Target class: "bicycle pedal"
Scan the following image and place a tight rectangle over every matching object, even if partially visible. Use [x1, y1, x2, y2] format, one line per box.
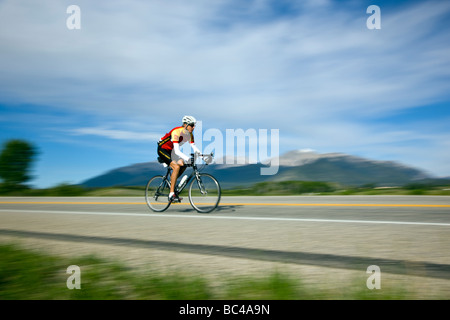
[170, 196, 183, 203]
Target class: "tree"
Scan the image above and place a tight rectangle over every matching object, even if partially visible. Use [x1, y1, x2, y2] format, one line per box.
[0, 139, 38, 190]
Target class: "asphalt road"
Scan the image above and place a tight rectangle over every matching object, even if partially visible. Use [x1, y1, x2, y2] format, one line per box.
[1, 195, 449, 297]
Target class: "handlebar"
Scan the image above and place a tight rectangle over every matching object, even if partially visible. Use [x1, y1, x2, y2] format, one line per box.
[187, 152, 214, 167]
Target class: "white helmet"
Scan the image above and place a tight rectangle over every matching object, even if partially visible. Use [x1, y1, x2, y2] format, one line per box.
[182, 115, 197, 126]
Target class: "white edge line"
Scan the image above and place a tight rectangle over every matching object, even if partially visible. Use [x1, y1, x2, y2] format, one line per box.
[0, 209, 449, 227]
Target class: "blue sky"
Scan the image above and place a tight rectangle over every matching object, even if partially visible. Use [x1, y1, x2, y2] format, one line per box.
[1, 0, 450, 188]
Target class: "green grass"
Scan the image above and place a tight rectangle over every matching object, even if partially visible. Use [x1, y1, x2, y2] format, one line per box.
[0, 243, 213, 300]
[223, 181, 337, 196]
[0, 243, 439, 300]
[221, 181, 450, 196]
[1, 181, 450, 197]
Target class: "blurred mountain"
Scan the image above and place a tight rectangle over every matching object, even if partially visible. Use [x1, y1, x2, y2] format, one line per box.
[271, 150, 431, 187]
[80, 150, 438, 188]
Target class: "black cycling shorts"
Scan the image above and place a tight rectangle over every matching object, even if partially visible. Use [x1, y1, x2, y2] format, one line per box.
[157, 146, 172, 166]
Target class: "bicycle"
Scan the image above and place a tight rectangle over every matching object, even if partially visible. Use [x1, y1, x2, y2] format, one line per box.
[145, 153, 221, 213]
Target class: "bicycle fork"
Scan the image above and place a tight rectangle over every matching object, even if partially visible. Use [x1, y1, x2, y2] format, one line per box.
[195, 173, 208, 195]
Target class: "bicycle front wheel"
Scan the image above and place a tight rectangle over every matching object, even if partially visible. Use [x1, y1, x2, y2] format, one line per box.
[188, 173, 221, 213]
[145, 175, 171, 212]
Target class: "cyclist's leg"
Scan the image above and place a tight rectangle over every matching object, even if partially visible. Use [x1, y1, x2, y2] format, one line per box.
[170, 159, 186, 193]
[178, 161, 187, 176]
[169, 161, 180, 194]
[158, 146, 177, 194]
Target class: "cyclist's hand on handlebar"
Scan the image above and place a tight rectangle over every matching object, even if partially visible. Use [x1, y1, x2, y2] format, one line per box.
[183, 156, 191, 165]
[203, 155, 213, 164]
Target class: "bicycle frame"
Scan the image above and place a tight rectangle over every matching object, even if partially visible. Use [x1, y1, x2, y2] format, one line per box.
[162, 153, 212, 195]
[146, 152, 220, 213]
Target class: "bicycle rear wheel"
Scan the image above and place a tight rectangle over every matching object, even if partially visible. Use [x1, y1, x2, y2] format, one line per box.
[188, 173, 221, 213]
[145, 175, 171, 212]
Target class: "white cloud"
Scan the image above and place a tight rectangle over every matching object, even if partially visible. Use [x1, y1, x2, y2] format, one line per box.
[1, 0, 450, 178]
[70, 127, 160, 141]
[1, 0, 449, 121]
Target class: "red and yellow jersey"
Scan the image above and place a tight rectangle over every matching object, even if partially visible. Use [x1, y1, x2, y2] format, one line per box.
[159, 126, 194, 151]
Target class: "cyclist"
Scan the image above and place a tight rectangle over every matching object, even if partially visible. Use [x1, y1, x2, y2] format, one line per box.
[157, 115, 201, 202]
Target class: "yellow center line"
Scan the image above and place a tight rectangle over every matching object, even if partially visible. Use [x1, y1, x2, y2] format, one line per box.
[223, 203, 450, 208]
[0, 201, 449, 207]
[0, 201, 144, 205]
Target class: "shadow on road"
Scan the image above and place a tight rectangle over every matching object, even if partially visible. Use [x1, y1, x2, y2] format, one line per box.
[177, 204, 242, 213]
[1, 228, 449, 280]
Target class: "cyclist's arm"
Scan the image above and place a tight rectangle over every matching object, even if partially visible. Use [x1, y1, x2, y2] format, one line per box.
[173, 142, 190, 162]
[190, 142, 201, 154]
